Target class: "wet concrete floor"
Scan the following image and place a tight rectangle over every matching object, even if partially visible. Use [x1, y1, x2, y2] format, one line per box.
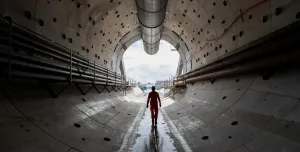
[127, 93, 182, 152]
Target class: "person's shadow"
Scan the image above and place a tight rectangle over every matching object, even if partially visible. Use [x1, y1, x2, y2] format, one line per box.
[149, 126, 160, 152]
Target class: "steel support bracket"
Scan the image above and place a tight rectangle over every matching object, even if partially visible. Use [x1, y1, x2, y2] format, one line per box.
[116, 85, 121, 91]
[108, 86, 116, 93]
[75, 83, 93, 95]
[93, 83, 106, 94]
[43, 83, 69, 98]
[105, 85, 111, 93]
[111, 86, 118, 92]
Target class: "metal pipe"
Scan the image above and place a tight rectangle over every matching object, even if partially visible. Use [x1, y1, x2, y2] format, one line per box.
[114, 72, 116, 86]
[0, 18, 90, 64]
[9, 67, 124, 85]
[177, 45, 276, 81]
[0, 42, 124, 80]
[0, 16, 89, 61]
[0, 22, 124, 78]
[7, 18, 12, 80]
[0, 51, 123, 82]
[106, 68, 108, 86]
[74, 79, 118, 86]
[175, 52, 300, 87]
[93, 61, 95, 82]
[70, 49, 72, 83]
[0, 18, 137, 87]
[0, 57, 124, 84]
[11, 71, 68, 81]
[136, 0, 168, 55]
[178, 19, 300, 81]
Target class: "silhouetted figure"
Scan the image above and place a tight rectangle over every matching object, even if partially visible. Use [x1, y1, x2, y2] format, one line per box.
[147, 86, 161, 126]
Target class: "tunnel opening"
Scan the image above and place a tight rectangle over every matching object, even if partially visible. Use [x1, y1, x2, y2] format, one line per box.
[123, 40, 179, 86]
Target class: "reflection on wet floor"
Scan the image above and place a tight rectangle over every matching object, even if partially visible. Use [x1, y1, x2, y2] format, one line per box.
[128, 96, 178, 152]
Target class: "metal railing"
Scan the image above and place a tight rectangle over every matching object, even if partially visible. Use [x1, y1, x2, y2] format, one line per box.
[173, 19, 300, 87]
[0, 16, 136, 96]
[161, 75, 179, 98]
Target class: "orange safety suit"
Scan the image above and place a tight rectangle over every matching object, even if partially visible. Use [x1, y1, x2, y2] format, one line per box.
[147, 91, 161, 119]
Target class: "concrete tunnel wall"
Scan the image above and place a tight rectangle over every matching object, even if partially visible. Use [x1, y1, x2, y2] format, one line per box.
[1, 0, 300, 151]
[164, 67, 300, 152]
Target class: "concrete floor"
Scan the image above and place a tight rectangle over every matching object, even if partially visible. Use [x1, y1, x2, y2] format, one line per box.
[1, 68, 300, 152]
[125, 93, 183, 152]
[0, 85, 188, 152]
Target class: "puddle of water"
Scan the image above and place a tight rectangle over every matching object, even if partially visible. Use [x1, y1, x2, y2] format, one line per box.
[128, 106, 177, 152]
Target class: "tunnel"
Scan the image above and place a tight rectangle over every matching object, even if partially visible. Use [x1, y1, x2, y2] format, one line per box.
[1, 0, 300, 152]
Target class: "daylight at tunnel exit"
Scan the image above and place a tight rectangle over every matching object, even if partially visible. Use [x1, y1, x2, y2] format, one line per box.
[1, 0, 300, 152]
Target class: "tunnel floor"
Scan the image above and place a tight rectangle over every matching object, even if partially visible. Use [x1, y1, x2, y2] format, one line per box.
[127, 93, 179, 152]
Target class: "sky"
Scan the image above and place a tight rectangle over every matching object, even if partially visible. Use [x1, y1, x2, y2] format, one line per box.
[123, 40, 179, 84]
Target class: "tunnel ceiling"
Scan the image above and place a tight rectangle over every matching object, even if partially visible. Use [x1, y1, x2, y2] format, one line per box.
[1, 0, 299, 72]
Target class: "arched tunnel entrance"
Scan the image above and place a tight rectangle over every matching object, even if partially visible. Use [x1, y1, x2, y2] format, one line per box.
[114, 27, 191, 77]
[1, 0, 300, 152]
[122, 40, 180, 83]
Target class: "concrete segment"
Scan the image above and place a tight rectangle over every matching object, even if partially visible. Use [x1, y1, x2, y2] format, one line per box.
[164, 68, 300, 152]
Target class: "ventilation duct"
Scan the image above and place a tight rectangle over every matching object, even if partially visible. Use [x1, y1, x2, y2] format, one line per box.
[136, 0, 168, 55]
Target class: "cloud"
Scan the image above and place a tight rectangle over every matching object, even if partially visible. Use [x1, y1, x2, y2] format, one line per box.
[123, 40, 179, 83]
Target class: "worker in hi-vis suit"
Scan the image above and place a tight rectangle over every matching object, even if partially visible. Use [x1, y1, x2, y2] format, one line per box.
[146, 86, 161, 127]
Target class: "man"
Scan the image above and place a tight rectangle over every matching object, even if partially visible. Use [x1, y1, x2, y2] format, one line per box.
[147, 86, 161, 126]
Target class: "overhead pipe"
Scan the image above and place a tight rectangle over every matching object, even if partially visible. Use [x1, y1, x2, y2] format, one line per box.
[136, 0, 168, 55]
